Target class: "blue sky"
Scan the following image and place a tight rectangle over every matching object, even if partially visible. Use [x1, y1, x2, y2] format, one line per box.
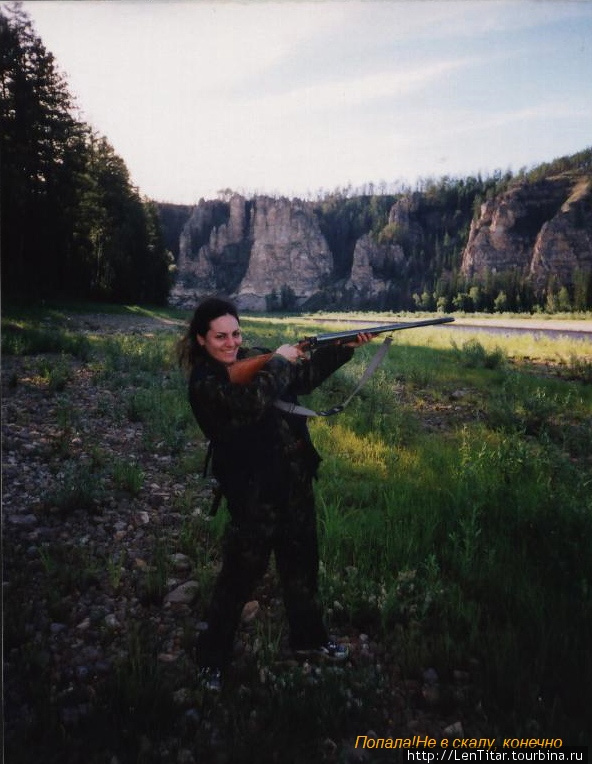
[22, 0, 592, 204]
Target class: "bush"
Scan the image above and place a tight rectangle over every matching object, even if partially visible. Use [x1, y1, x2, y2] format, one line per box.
[451, 338, 506, 369]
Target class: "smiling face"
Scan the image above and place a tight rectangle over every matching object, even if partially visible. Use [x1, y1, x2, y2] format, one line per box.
[197, 313, 242, 365]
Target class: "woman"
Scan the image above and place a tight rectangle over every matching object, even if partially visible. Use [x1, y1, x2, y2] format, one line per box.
[178, 296, 371, 691]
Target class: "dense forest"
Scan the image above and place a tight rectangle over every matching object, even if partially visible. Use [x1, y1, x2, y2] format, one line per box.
[0, 3, 171, 304]
[2, 3, 590, 312]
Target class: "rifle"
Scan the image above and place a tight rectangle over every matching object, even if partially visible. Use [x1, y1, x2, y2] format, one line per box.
[228, 315, 454, 385]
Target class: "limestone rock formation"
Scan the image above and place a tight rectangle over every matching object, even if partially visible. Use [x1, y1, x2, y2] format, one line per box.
[170, 194, 333, 311]
[387, 192, 424, 248]
[460, 174, 592, 292]
[170, 195, 249, 305]
[237, 196, 333, 311]
[165, 164, 591, 313]
[529, 178, 592, 291]
[345, 234, 405, 304]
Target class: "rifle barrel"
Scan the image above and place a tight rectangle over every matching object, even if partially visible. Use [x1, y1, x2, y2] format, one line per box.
[304, 316, 454, 348]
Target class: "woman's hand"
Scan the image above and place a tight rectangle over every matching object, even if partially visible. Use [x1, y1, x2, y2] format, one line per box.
[275, 343, 307, 363]
[343, 332, 375, 348]
[275, 334, 372, 360]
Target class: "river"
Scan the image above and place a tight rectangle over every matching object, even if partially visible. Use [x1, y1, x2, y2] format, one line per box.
[312, 316, 592, 343]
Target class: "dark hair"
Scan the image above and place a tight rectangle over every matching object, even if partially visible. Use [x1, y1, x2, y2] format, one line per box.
[177, 296, 240, 369]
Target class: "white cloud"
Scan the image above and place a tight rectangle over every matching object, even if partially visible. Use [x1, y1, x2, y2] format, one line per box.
[246, 57, 473, 115]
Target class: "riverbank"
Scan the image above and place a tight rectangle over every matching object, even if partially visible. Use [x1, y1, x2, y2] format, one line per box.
[451, 316, 592, 334]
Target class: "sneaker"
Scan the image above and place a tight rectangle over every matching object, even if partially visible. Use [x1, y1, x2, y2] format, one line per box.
[198, 666, 222, 692]
[295, 640, 349, 663]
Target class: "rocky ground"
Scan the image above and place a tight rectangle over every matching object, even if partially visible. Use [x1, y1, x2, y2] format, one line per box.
[2, 312, 499, 762]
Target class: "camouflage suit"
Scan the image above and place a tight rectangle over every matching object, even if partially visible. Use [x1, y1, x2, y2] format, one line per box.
[188, 343, 355, 670]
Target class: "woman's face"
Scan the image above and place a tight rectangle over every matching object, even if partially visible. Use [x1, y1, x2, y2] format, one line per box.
[197, 313, 242, 365]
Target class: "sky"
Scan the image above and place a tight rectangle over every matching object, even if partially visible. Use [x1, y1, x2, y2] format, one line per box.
[21, 0, 592, 205]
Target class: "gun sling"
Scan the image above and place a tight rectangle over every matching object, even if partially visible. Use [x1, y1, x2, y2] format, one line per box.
[274, 335, 393, 418]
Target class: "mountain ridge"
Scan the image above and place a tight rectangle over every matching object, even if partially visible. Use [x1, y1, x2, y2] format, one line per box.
[158, 149, 592, 313]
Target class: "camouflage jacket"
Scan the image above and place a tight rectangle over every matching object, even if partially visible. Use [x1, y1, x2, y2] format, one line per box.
[188, 344, 354, 495]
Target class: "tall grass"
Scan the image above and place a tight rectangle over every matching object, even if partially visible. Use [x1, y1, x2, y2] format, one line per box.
[241, 318, 592, 736]
[300, 328, 592, 739]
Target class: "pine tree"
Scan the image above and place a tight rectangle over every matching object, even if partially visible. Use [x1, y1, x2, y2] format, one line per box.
[1, 3, 170, 304]
[1, 2, 86, 297]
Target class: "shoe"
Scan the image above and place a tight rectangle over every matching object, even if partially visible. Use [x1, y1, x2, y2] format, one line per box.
[198, 666, 222, 692]
[295, 640, 349, 663]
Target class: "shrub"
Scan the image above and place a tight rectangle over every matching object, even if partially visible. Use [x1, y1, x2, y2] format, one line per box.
[451, 338, 506, 369]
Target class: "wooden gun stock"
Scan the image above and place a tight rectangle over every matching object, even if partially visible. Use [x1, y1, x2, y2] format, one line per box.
[227, 352, 275, 385]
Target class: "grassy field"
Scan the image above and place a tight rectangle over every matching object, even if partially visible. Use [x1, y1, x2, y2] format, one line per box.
[2, 304, 592, 762]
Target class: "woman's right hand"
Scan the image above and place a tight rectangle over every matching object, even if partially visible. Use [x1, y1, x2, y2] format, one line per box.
[275, 344, 306, 363]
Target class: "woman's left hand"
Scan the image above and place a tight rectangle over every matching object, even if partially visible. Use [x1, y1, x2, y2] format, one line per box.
[344, 332, 375, 348]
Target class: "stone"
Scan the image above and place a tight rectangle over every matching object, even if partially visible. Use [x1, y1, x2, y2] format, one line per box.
[164, 580, 200, 605]
[170, 552, 192, 572]
[241, 600, 260, 623]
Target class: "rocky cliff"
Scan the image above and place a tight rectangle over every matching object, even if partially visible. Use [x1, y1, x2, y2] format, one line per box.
[165, 161, 592, 312]
[460, 174, 592, 293]
[170, 195, 333, 311]
[343, 234, 406, 307]
[169, 193, 425, 311]
[529, 177, 592, 291]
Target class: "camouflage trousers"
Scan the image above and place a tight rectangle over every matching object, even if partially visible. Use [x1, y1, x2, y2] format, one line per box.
[197, 457, 328, 670]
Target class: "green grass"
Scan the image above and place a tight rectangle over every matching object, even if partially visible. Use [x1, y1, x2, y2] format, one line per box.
[3, 304, 592, 761]
[241, 316, 592, 738]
